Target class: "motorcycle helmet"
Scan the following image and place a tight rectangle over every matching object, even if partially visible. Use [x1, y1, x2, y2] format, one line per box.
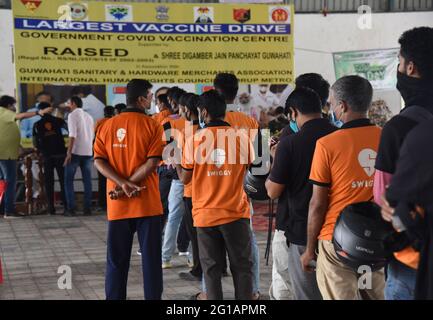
[243, 168, 269, 201]
[332, 202, 395, 272]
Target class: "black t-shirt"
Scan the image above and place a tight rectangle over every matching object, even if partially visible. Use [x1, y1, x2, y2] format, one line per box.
[33, 115, 67, 157]
[269, 118, 337, 245]
[386, 119, 433, 299]
[375, 105, 433, 174]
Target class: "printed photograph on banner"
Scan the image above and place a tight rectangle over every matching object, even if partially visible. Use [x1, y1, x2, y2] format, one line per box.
[105, 5, 133, 22]
[233, 8, 251, 23]
[68, 2, 88, 21]
[17, 83, 106, 146]
[195, 84, 214, 95]
[155, 5, 169, 21]
[269, 6, 291, 24]
[20, 0, 42, 12]
[194, 6, 214, 24]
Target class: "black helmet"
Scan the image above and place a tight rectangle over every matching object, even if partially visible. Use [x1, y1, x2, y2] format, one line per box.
[243, 169, 269, 201]
[332, 202, 395, 272]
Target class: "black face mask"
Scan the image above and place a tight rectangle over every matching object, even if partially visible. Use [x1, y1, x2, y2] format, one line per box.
[397, 69, 433, 108]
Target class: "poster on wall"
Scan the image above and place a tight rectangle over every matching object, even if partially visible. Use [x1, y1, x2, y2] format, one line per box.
[12, 0, 294, 144]
[333, 48, 399, 90]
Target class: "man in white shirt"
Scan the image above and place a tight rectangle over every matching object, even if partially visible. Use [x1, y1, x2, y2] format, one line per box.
[64, 96, 95, 216]
[71, 86, 105, 122]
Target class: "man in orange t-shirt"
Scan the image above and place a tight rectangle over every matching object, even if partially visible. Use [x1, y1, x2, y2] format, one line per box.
[152, 93, 172, 126]
[301, 76, 385, 300]
[94, 79, 164, 300]
[176, 90, 254, 300]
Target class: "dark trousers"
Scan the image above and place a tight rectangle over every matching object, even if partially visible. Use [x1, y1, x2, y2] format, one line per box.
[197, 218, 253, 300]
[97, 172, 107, 209]
[43, 155, 66, 214]
[183, 197, 202, 277]
[105, 215, 163, 300]
[177, 214, 190, 252]
[158, 168, 172, 228]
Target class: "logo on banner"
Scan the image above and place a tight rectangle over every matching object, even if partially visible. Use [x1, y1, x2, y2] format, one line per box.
[21, 0, 42, 12]
[106, 5, 132, 22]
[156, 6, 169, 21]
[269, 6, 290, 23]
[194, 7, 214, 24]
[69, 2, 88, 21]
[233, 9, 251, 23]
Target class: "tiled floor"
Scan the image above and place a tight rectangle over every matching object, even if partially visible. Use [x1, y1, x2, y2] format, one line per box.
[0, 212, 273, 300]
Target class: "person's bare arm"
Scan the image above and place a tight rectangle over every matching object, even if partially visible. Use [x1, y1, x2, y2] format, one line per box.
[63, 137, 75, 166]
[129, 158, 160, 184]
[175, 164, 193, 185]
[300, 185, 329, 272]
[15, 107, 53, 120]
[265, 179, 285, 200]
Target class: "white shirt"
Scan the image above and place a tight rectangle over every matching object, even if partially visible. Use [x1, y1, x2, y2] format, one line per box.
[81, 94, 105, 122]
[68, 108, 95, 156]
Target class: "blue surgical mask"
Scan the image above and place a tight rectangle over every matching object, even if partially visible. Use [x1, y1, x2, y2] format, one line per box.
[330, 110, 344, 128]
[289, 120, 299, 133]
[198, 110, 206, 129]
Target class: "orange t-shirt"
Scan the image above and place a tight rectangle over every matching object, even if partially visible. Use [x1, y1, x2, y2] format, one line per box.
[152, 109, 171, 126]
[94, 108, 165, 221]
[94, 118, 108, 135]
[182, 121, 199, 198]
[182, 120, 254, 227]
[224, 111, 259, 139]
[309, 120, 382, 240]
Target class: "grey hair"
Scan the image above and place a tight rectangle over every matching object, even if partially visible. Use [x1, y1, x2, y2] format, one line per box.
[331, 75, 373, 113]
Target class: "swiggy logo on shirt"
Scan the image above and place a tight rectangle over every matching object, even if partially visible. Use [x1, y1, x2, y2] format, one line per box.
[113, 128, 127, 148]
[207, 149, 232, 177]
[351, 148, 377, 189]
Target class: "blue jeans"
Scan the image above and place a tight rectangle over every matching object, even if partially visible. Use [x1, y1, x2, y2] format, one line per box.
[202, 202, 260, 294]
[0, 160, 17, 214]
[162, 179, 190, 262]
[64, 154, 93, 211]
[385, 259, 417, 300]
[106, 215, 162, 300]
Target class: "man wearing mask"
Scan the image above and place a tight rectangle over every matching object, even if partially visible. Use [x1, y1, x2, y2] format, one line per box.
[94, 79, 164, 300]
[374, 27, 433, 300]
[381, 118, 433, 300]
[266, 87, 336, 300]
[301, 76, 384, 300]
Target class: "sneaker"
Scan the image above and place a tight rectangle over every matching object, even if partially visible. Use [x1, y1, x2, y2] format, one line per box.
[162, 261, 173, 269]
[187, 259, 194, 268]
[3, 212, 24, 219]
[136, 250, 142, 256]
[179, 272, 201, 282]
[252, 291, 261, 300]
[178, 251, 189, 256]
